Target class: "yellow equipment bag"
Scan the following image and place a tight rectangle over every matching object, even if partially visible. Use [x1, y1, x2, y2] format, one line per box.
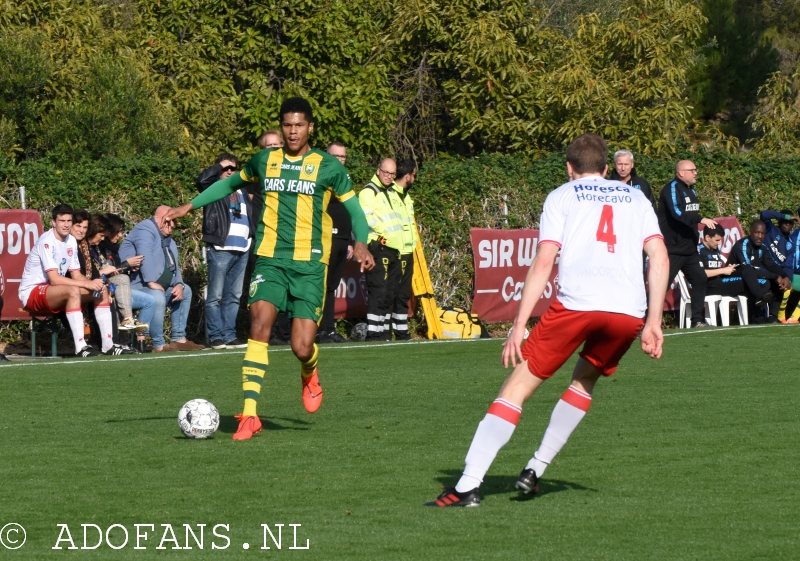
[438, 307, 488, 339]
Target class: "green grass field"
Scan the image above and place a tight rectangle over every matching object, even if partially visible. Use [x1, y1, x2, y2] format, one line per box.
[1, 325, 799, 560]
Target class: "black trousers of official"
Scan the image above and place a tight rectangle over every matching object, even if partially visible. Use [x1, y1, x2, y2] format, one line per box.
[707, 266, 779, 320]
[668, 252, 707, 325]
[366, 242, 400, 341]
[391, 254, 414, 340]
[319, 237, 350, 335]
[707, 265, 768, 298]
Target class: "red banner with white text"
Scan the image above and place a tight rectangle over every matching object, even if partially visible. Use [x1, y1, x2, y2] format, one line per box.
[0, 210, 45, 320]
[470, 228, 558, 323]
[470, 216, 744, 323]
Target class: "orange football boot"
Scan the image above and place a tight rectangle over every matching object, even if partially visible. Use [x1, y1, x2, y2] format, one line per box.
[232, 415, 262, 440]
[301, 369, 323, 413]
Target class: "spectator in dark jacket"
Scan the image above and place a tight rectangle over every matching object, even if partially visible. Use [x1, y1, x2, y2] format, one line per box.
[120, 206, 203, 352]
[610, 149, 656, 209]
[196, 154, 255, 349]
[316, 141, 353, 344]
[726, 220, 791, 322]
[657, 160, 718, 327]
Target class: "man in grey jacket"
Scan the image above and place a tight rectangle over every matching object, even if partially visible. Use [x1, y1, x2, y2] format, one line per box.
[120, 206, 203, 352]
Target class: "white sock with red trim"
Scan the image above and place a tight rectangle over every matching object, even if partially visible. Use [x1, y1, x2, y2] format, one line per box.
[65, 309, 87, 353]
[526, 385, 592, 478]
[455, 398, 521, 493]
[95, 303, 114, 352]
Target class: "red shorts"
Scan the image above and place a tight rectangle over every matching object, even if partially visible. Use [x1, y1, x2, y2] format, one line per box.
[24, 284, 60, 315]
[521, 299, 644, 379]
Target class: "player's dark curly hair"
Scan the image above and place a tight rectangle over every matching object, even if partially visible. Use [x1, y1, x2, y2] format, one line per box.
[702, 224, 725, 238]
[279, 97, 314, 123]
[565, 133, 608, 175]
[52, 203, 74, 220]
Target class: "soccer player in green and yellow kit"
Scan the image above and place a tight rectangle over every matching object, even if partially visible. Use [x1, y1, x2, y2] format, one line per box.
[165, 97, 375, 440]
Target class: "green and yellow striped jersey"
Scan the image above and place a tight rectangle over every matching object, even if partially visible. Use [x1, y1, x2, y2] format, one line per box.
[239, 147, 356, 264]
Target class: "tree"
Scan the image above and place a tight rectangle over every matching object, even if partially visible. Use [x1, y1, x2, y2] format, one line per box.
[688, 0, 779, 141]
[748, 65, 800, 155]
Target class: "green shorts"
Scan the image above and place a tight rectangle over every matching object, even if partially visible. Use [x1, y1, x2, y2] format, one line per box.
[248, 257, 327, 321]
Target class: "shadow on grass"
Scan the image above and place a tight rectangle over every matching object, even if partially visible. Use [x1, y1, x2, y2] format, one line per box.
[433, 468, 597, 500]
[106, 416, 173, 423]
[217, 415, 311, 434]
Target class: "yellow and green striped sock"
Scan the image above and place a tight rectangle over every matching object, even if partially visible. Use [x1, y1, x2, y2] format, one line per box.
[300, 343, 319, 378]
[242, 339, 269, 417]
[778, 290, 792, 321]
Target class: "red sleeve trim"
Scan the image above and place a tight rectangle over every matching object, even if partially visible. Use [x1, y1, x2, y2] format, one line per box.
[44, 268, 57, 272]
[643, 234, 664, 245]
[537, 239, 562, 248]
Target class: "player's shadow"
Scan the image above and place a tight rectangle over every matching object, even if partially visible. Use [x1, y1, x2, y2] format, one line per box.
[434, 469, 597, 500]
[106, 416, 174, 423]
[217, 415, 311, 434]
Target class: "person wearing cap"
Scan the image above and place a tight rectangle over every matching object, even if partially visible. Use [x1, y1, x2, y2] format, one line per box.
[760, 208, 800, 322]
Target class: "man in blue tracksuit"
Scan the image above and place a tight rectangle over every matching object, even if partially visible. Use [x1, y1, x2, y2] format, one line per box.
[760, 209, 800, 322]
[698, 224, 771, 304]
[727, 220, 792, 322]
[657, 160, 719, 327]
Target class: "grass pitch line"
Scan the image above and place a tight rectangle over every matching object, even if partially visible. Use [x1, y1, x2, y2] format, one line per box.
[0, 324, 785, 370]
[663, 323, 780, 337]
[0, 336, 495, 369]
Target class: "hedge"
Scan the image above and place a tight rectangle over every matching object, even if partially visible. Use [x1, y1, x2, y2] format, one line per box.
[2, 149, 800, 339]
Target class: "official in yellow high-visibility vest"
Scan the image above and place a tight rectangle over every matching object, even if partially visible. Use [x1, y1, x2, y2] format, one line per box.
[359, 158, 405, 340]
[389, 159, 418, 340]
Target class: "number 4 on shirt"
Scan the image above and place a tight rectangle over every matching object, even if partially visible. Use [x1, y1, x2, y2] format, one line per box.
[596, 204, 616, 253]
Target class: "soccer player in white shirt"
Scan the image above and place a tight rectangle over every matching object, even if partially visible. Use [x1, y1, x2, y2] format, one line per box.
[426, 134, 670, 507]
[19, 204, 116, 357]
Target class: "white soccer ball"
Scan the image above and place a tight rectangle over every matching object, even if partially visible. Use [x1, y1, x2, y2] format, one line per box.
[178, 399, 220, 439]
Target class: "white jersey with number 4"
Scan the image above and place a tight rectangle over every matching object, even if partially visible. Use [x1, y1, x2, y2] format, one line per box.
[19, 229, 80, 307]
[538, 175, 662, 318]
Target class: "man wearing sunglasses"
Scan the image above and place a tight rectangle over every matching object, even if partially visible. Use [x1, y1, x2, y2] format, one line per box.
[196, 154, 256, 349]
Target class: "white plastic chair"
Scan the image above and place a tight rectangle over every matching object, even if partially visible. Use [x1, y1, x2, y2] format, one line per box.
[718, 295, 748, 326]
[676, 271, 719, 328]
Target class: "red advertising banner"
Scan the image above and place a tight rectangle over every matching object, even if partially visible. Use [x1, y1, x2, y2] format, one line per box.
[333, 260, 368, 319]
[331, 259, 415, 319]
[471, 216, 744, 323]
[470, 228, 558, 323]
[0, 210, 44, 320]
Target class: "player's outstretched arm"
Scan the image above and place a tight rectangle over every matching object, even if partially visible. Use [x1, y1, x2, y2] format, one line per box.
[165, 171, 246, 223]
[164, 203, 194, 223]
[502, 242, 559, 369]
[642, 237, 669, 359]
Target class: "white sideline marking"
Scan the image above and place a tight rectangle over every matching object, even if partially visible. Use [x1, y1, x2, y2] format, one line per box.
[0, 323, 786, 370]
[0, 337, 495, 369]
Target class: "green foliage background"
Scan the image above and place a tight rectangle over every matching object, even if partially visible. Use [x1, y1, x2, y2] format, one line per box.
[0, 0, 767, 163]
